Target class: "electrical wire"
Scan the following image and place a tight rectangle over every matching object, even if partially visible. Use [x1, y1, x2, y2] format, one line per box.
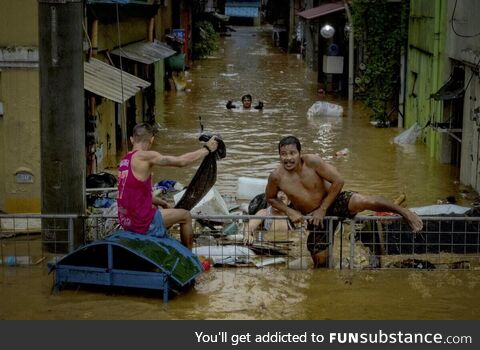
[451, 0, 480, 38]
[82, 5, 92, 59]
[116, 3, 127, 151]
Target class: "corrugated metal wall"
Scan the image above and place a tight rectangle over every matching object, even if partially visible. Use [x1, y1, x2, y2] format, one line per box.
[406, 0, 446, 160]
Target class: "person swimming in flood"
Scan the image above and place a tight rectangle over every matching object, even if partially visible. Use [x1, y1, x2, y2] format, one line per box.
[226, 94, 263, 110]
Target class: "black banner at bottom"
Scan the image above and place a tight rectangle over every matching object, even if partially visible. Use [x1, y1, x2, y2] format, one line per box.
[0, 320, 477, 349]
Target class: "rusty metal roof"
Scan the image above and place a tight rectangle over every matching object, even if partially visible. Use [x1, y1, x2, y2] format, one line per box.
[297, 2, 345, 20]
[84, 58, 150, 104]
[110, 40, 176, 65]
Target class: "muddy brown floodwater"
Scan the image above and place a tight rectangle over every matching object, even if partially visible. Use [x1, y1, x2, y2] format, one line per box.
[1, 26, 479, 320]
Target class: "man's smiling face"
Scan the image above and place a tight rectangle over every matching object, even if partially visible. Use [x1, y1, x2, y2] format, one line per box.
[279, 143, 301, 171]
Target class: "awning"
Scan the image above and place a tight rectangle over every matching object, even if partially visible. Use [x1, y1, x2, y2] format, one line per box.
[84, 58, 150, 104]
[212, 12, 230, 22]
[110, 40, 176, 65]
[431, 66, 465, 101]
[297, 1, 345, 20]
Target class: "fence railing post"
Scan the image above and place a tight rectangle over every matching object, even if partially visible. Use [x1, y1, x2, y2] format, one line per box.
[328, 218, 334, 268]
[68, 217, 74, 253]
[350, 219, 356, 269]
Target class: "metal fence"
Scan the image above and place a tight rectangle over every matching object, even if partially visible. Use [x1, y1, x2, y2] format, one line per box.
[1, 213, 480, 270]
[351, 215, 480, 270]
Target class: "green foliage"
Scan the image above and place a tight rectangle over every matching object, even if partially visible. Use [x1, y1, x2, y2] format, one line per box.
[192, 20, 219, 59]
[351, 0, 409, 124]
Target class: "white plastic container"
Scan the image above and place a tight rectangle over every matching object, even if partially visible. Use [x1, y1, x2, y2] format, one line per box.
[174, 186, 229, 216]
[236, 177, 268, 200]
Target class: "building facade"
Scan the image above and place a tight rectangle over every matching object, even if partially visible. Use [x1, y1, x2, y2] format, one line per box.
[0, 0, 186, 213]
[405, 0, 480, 191]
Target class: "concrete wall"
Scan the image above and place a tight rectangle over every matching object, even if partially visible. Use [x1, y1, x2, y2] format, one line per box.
[96, 100, 118, 169]
[0, 73, 4, 211]
[0, 1, 161, 212]
[98, 19, 147, 51]
[0, 0, 38, 46]
[0, 70, 40, 213]
[460, 70, 480, 190]
[444, 0, 480, 191]
[156, 0, 173, 40]
[0, 0, 40, 212]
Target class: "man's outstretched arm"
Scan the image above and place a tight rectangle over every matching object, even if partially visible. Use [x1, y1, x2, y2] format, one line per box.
[144, 137, 218, 167]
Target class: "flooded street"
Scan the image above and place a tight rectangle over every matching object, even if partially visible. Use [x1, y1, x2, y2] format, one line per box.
[1, 26, 480, 320]
[155, 26, 472, 206]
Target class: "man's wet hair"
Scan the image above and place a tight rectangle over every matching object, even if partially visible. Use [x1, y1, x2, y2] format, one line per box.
[241, 94, 252, 102]
[278, 136, 301, 153]
[132, 123, 155, 143]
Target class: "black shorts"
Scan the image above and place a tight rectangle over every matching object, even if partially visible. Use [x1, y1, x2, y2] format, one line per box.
[325, 190, 356, 219]
[306, 191, 356, 255]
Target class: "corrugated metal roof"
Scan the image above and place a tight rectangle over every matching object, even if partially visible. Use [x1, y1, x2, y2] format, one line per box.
[84, 58, 150, 104]
[86, 0, 156, 5]
[297, 2, 345, 20]
[110, 40, 176, 65]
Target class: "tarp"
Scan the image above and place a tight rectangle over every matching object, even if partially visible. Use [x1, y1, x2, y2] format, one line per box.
[431, 66, 465, 101]
[104, 231, 203, 285]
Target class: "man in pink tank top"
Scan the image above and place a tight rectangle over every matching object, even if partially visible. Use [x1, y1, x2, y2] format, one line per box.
[117, 123, 218, 249]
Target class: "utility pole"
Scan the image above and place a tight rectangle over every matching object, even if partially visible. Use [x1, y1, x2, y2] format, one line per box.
[344, 0, 354, 110]
[38, 0, 85, 251]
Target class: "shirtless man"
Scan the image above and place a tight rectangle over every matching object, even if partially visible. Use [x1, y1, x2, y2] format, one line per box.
[266, 135, 423, 268]
[117, 123, 218, 249]
[226, 94, 263, 110]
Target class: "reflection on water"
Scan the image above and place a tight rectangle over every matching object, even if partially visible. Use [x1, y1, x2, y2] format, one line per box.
[1, 26, 480, 320]
[1, 268, 480, 319]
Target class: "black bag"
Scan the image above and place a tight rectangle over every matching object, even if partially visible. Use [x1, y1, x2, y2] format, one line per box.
[248, 193, 268, 215]
[86, 172, 117, 188]
[175, 133, 226, 211]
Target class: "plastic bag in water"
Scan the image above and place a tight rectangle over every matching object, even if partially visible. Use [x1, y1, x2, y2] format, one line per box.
[307, 101, 343, 118]
[392, 123, 421, 144]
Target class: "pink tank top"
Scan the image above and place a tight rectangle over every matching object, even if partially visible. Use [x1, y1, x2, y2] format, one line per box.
[117, 151, 156, 233]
